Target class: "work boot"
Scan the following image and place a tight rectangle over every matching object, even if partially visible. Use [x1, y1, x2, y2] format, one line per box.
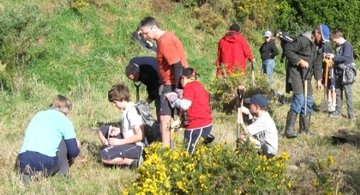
[285, 111, 298, 138]
[299, 114, 318, 136]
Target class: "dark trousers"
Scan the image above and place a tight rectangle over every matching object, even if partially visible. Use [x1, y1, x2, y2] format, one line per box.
[20, 140, 71, 177]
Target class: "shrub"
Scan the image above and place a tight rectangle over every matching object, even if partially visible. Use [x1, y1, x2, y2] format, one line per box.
[124, 139, 292, 194]
[0, 3, 48, 91]
[310, 156, 343, 194]
[208, 71, 276, 114]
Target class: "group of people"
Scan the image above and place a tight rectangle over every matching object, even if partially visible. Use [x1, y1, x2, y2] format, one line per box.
[17, 18, 356, 184]
[215, 24, 291, 89]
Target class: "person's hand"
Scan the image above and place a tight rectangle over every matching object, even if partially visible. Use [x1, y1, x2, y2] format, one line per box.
[76, 139, 81, 148]
[174, 88, 183, 98]
[165, 92, 178, 102]
[316, 80, 323, 90]
[110, 127, 121, 136]
[238, 85, 246, 92]
[298, 59, 309, 69]
[325, 53, 335, 59]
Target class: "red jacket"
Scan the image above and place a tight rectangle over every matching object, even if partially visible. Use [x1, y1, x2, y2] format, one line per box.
[215, 31, 254, 76]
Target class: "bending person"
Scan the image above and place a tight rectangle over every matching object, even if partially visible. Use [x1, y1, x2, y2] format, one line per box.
[125, 56, 161, 119]
[238, 88, 278, 158]
[166, 67, 214, 154]
[18, 95, 80, 183]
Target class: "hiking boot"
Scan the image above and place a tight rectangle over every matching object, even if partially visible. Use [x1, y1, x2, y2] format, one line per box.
[329, 111, 341, 118]
[285, 111, 298, 138]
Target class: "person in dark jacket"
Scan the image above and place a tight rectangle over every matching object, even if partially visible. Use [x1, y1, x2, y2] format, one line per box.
[274, 30, 293, 64]
[259, 31, 279, 88]
[283, 24, 330, 138]
[125, 56, 161, 119]
[215, 23, 255, 77]
[325, 30, 355, 119]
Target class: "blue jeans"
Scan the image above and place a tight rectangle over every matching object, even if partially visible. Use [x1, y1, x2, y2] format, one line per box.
[261, 59, 275, 88]
[290, 93, 314, 115]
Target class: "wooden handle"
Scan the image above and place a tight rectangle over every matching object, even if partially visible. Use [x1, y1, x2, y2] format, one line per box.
[324, 59, 329, 87]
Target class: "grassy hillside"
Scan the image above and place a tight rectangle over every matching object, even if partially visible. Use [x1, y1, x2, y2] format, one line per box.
[1, 0, 360, 194]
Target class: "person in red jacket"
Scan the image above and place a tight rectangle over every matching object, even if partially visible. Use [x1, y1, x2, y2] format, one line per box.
[215, 23, 255, 77]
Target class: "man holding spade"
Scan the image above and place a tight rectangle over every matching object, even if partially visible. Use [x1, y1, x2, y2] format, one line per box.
[283, 24, 330, 138]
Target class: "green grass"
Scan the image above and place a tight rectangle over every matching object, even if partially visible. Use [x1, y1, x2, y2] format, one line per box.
[1, 0, 360, 194]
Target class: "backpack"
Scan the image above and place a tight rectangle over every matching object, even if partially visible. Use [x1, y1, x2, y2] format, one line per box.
[339, 63, 357, 85]
[127, 100, 161, 146]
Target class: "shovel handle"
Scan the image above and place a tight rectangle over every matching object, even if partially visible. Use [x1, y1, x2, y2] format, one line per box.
[251, 61, 255, 86]
[324, 58, 330, 87]
[304, 80, 308, 114]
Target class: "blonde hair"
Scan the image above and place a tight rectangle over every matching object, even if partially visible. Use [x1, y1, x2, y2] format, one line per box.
[50, 95, 73, 114]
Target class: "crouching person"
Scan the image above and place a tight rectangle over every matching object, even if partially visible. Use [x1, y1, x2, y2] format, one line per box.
[18, 95, 80, 184]
[238, 89, 278, 158]
[99, 84, 144, 167]
[166, 67, 213, 154]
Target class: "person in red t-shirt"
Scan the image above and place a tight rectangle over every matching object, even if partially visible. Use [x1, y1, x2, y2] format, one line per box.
[166, 68, 214, 154]
[138, 16, 188, 146]
[215, 23, 255, 77]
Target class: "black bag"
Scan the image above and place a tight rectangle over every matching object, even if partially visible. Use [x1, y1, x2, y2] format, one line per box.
[339, 63, 357, 85]
[128, 100, 161, 146]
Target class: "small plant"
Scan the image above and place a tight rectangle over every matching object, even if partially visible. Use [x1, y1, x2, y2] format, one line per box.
[310, 156, 343, 195]
[124, 138, 292, 194]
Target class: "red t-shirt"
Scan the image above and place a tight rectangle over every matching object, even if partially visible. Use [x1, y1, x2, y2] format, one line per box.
[183, 81, 212, 129]
[157, 31, 188, 85]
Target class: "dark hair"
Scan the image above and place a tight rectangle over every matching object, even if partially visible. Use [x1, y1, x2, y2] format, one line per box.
[229, 23, 240, 32]
[182, 67, 199, 80]
[139, 16, 160, 29]
[108, 84, 130, 102]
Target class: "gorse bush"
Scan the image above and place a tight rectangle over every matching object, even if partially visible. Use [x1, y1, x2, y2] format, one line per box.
[124, 139, 292, 194]
[310, 156, 344, 195]
[177, 0, 278, 36]
[209, 71, 275, 114]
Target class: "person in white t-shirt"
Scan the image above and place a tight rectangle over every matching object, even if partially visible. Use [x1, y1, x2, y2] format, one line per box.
[238, 87, 278, 158]
[98, 84, 144, 167]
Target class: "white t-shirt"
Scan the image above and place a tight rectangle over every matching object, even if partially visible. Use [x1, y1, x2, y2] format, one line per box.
[121, 103, 143, 145]
[247, 112, 278, 155]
